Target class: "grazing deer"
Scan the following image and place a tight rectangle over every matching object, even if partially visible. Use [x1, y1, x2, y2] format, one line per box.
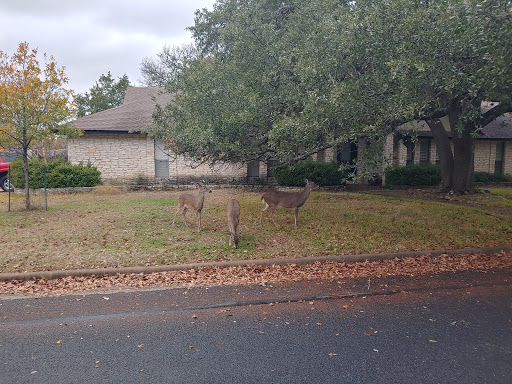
[172, 184, 212, 232]
[227, 199, 241, 248]
[260, 179, 318, 227]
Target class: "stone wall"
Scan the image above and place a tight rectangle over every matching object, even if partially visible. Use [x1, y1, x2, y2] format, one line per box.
[68, 132, 248, 183]
[474, 140, 512, 175]
[68, 133, 153, 181]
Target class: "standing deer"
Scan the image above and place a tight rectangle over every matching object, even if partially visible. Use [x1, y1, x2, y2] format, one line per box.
[172, 184, 212, 232]
[260, 179, 318, 227]
[227, 199, 241, 248]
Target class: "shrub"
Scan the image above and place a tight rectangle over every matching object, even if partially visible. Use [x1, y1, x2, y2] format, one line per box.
[385, 162, 441, 186]
[9, 158, 102, 189]
[474, 172, 512, 183]
[273, 160, 349, 186]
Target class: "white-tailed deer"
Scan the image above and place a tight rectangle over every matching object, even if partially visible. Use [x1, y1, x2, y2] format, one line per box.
[227, 199, 241, 248]
[260, 179, 318, 227]
[172, 184, 212, 232]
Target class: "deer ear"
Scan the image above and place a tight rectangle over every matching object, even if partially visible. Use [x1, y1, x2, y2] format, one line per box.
[305, 179, 309, 183]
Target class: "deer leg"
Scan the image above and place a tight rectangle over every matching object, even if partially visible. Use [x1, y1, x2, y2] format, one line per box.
[269, 208, 278, 227]
[196, 211, 202, 232]
[294, 207, 299, 227]
[182, 207, 189, 227]
[172, 206, 183, 226]
[228, 222, 233, 246]
[260, 204, 269, 225]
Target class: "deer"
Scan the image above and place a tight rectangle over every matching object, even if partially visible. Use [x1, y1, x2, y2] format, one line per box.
[172, 183, 212, 232]
[227, 199, 241, 248]
[260, 179, 319, 227]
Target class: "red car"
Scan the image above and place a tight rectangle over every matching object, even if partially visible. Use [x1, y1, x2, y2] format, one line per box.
[0, 155, 14, 192]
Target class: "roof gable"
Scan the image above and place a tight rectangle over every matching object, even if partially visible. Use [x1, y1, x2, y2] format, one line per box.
[72, 87, 172, 133]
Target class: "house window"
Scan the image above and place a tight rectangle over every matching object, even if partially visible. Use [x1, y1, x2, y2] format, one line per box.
[495, 142, 505, 175]
[247, 161, 260, 178]
[419, 140, 431, 163]
[154, 141, 169, 178]
[266, 160, 277, 177]
[337, 142, 357, 164]
[405, 141, 415, 165]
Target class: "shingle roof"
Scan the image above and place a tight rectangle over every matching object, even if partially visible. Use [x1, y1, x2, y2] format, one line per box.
[72, 87, 172, 133]
[481, 113, 512, 139]
[410, 108, 512, 140]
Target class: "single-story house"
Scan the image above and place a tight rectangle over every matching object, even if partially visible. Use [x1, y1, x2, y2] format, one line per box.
[317, 108, 512, 184]
[381, 112, 512, 179]
[69, 87, 265, 184]
[70, 87, 511, 185]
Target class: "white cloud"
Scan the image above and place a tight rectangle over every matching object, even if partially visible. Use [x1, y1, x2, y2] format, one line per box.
[0, 0, 215, 94]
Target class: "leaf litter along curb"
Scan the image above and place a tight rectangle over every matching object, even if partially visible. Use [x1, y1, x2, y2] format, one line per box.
[0, 251, 511, 297]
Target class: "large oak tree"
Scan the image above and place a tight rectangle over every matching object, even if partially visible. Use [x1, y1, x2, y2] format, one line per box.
[144, 0, 512, 192]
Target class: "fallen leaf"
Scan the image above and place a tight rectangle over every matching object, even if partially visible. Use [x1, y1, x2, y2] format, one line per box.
[137, 344, 144, 348]
[328, 353, 338, 356]
[429, 340, 438, 343]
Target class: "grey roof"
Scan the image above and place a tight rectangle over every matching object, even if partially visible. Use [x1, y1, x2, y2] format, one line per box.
[481, 113, 512, 139]
[72, 87, 172, 133]
[412, 112, 512, 140]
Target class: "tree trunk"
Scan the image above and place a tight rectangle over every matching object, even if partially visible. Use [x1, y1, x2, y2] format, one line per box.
[23, 151, 31, 210]
[451, 125, 475, 193]
[427, 119, 453, 191]
[448, 103, 476, 194]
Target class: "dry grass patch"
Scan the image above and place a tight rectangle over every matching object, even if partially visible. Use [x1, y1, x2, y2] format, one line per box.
[0, 188, 511, 274]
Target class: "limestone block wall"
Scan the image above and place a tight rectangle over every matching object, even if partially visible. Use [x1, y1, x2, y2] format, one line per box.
[68, 132, 248, 182]
[168, 155, 247, 180]
[68, 133, 153, 180]
[474, 140, 512, 175]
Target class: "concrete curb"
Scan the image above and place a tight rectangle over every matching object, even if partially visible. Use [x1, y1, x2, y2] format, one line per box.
[1, 246, 511, 282]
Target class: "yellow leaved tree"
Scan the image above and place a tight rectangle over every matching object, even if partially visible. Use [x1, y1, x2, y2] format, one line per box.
[0, 42, 79, 209]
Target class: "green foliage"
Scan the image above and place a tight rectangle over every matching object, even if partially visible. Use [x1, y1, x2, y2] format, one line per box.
[9, 158, 102, 189]
[385, 163, 442, 186]
[140, 0, 512, 193]
[273, 160, 348, 186]
[75, 72, 130, 117]
[474, 172, 512, 183]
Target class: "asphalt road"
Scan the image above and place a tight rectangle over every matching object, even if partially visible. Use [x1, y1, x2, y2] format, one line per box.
[1, 269, 511, 384]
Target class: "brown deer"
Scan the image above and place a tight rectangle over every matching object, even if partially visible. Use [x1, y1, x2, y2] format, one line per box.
[227, 199, 241, 248]
[260, 179, 319, 227]
[172, 184, 212, 232]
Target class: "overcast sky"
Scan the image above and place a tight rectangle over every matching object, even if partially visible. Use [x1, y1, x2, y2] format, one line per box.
[0, 0, 216, 94]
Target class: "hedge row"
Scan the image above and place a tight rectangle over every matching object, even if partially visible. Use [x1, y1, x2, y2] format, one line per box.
[384, 163, 442, 186]
[272, 160, 350, 186]
[9, 158, 102, 189]
[474, 171, 512, 183]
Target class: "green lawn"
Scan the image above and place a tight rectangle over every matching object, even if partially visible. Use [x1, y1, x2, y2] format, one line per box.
[1, 187, 510, 274]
